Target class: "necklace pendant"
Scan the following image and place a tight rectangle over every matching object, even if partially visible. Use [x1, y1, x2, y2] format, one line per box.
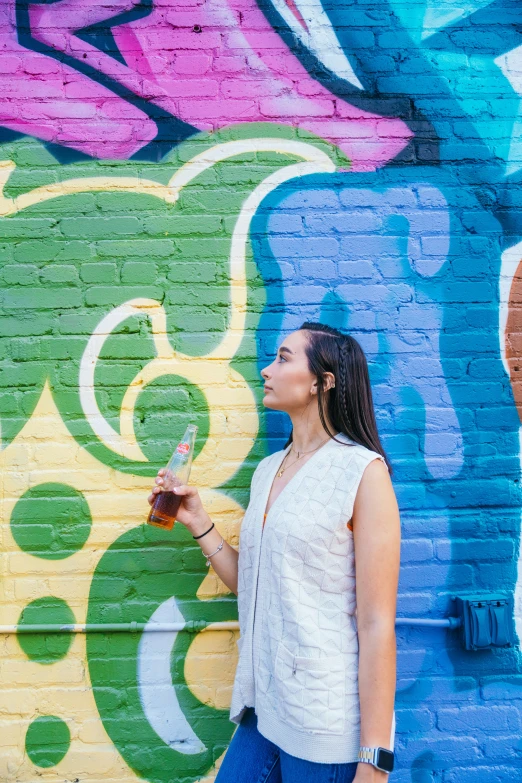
[277, 469, 283, 478]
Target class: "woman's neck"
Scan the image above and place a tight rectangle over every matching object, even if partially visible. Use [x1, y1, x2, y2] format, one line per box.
[288, 414, 335, 454]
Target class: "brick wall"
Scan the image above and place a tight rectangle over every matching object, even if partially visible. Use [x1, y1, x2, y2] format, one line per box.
[1, 2, 522, 781]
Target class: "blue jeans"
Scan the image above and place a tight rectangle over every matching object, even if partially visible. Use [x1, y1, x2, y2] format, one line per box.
[215, 708, 359, 783]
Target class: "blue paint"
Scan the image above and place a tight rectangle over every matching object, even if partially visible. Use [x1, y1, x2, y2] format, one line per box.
[253, 165, 522, 777]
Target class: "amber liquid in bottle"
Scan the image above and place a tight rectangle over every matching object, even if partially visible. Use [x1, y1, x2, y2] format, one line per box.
[147, 487, 183, 530]
[147, 424, 197, 531]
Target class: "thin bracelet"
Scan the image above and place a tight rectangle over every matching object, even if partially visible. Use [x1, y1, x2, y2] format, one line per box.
[192, 522, 214, 540]
[202, 537, 224, 567]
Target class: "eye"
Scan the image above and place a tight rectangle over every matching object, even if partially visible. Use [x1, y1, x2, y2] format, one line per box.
[277, 353, 287, 362]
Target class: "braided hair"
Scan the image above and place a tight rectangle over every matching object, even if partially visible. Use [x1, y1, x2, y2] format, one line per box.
[284, 321, 392, 474]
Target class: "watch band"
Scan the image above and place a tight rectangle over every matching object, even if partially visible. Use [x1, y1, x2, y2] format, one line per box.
[358, 746, 394, 773]
[358, 747, 377, 765]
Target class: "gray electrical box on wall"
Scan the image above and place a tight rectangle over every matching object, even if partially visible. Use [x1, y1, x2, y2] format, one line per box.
[454, 594, 514, 651]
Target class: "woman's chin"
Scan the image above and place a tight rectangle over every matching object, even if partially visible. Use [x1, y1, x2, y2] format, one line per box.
[262, 395, 278, 409]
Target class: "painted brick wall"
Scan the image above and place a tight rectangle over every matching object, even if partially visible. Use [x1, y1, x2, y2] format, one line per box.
[1, 2, 522, 782]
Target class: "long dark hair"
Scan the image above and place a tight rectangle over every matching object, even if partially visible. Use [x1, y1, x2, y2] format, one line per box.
[284, 321, 392, 474]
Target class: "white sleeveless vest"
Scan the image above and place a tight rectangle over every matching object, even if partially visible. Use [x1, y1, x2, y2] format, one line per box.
[229, 433, 393, 764]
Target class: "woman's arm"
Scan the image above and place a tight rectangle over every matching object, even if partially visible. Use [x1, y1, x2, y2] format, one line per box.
[148, 472, 240, 595]
[352, 458, 401, 782]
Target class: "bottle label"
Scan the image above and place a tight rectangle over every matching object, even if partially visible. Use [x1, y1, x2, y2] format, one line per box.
[177, 442, 190, 454]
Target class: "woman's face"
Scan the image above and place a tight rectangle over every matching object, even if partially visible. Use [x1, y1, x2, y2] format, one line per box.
[260, 330, 318, 412]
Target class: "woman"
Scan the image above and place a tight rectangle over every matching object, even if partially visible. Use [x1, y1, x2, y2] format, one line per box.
[148, 322, 401, 783]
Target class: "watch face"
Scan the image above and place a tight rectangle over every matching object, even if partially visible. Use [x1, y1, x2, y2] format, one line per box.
[376, 748, 394, 773]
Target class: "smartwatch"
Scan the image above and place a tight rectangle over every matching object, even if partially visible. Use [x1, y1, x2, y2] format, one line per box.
[358, 746, 395, 773]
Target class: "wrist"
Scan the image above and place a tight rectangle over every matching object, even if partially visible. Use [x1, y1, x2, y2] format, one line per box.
[357, 746, 394, 778]
[188, 513, 212, 538]
[356, 763, 389, 781]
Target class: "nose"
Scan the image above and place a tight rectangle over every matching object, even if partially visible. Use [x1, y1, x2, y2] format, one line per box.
[261, 365, 271, 380]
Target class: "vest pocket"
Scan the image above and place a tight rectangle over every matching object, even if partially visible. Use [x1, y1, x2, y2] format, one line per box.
[273, 641, 346, 735]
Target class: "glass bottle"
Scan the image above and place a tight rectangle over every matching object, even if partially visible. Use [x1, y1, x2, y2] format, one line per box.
[147, 424, 198, 530]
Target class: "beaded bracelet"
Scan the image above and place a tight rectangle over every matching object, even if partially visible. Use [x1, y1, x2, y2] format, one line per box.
[192, 522, 215, 540]
[202, 537, 224, 567]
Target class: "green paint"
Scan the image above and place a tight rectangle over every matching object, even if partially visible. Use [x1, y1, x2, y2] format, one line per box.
[10, 483, 92, 559]
[25, 715, 71, 768]
[0, 123, 342, 479]
[18, 597, 75, 663]
[87, 523, 238, 783]
[133, 375, 209, 468]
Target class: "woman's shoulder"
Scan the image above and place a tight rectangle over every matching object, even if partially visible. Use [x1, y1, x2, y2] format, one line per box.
[330, 433, 388, 471]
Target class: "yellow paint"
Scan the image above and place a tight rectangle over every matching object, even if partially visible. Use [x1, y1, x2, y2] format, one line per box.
[0, 385, 245, 781]
[184, 630, 240, 710]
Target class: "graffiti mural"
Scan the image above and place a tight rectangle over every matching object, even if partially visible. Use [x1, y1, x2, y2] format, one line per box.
[4, 0, 409, 165]
[0, 125, 345, 780]
[1, 1, 522, 781]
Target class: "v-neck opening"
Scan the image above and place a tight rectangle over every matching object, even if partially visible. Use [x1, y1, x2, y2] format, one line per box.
[262, 433, 342, 523]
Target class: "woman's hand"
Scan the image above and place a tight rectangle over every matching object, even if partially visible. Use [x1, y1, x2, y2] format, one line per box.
[353, 763, 390, 783]
[148, 469, 211, 536]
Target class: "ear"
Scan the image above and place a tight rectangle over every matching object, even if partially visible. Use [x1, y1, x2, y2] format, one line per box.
[323, 372, 336, 392]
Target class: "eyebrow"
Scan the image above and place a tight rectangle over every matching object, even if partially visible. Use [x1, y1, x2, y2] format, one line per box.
[278, 346, 294, 355]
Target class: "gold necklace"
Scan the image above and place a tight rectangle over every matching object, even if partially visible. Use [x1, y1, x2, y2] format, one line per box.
[276, 438, 329, 478]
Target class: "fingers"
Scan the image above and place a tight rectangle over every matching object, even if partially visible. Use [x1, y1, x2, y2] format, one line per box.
[173, 484, 197, 497]
[148, 484, 162, 505]
[148, 482, 198, 505]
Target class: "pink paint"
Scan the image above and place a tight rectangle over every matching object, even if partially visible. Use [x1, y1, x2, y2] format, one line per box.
[0, 0, 411, 167]
[0, 1, 156, 158]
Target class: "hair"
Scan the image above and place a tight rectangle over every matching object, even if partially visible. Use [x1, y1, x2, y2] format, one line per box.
[284, 321, 392, 475]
